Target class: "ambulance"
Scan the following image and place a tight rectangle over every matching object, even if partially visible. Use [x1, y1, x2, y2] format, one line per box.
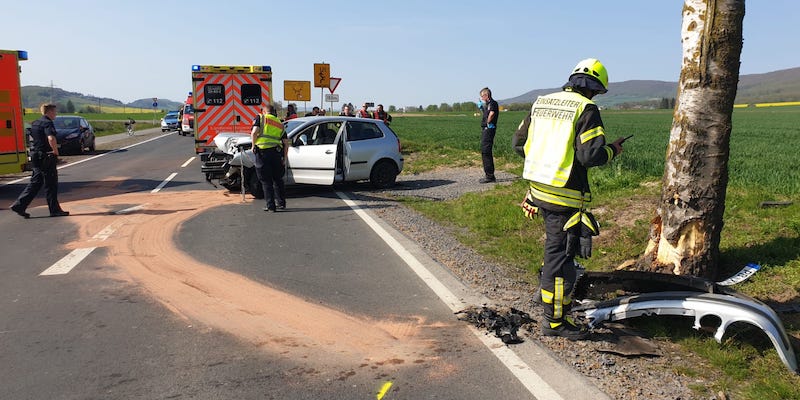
[178, 92, 193, 137]
[0, 49, 29, 175]
[189, 65, 273, 154]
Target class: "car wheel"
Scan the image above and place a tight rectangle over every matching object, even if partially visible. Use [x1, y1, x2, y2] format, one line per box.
[245, 167, 264, 199]
[369, 160, 398, 188]
[78, 140, 86, 155]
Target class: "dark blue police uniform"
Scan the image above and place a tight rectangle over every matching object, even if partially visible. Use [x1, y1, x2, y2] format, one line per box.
[11, 115, 66, 218]
[481, 98, 499, 180]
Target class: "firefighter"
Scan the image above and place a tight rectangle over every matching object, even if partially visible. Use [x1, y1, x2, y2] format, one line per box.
[251, 103, 289, 212]
[512, 58, 628, 340]
[10, 103, 69, 219]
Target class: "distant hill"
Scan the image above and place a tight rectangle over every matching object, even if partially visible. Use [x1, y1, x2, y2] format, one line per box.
[21, 86, 182, 112]
[500, 67, 800, 108]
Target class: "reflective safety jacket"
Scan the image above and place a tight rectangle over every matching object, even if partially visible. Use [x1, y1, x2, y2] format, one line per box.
[256, 113, 284, 149]
[515, 89, 616, 211]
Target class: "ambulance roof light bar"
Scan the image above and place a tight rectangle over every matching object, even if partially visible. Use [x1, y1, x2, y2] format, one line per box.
[191, 65, 271, 73]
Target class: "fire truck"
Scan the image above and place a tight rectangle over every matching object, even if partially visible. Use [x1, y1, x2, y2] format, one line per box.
[189, 65, 273, 154]
[0, 49, 29, 175]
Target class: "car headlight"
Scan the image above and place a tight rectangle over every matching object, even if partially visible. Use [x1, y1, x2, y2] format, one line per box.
[65, 133, 79, 139]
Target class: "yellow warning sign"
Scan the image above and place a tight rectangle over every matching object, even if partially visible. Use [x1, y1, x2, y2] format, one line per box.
[284, 80, 311, 101]
[314, 63, 330, 88]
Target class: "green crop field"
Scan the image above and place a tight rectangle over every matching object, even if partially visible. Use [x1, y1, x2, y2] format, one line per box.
[389, 106, 800, 399]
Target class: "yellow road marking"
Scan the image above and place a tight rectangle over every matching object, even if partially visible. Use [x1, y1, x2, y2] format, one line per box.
[377, 381, 393, 399]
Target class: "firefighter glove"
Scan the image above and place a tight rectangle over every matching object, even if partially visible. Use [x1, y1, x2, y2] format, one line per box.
[566, 229, 580, 259]
[577, 212, 599, 258]
[520, 190, 538, 220]
[578, 236, 592, 258]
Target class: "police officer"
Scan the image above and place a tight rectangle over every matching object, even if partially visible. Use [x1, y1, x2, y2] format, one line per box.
[479, 87, 499, 183]
[512, 59, 628, 340]
[10, 103, 69, 219]
[250, 103, 289, 212]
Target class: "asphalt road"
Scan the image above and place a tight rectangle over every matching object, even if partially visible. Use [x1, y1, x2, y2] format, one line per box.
[0, 129, 609, 399]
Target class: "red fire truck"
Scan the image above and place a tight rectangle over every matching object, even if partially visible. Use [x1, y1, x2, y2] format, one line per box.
[189, 65, 273, 154]
[0, 49, 29, 175]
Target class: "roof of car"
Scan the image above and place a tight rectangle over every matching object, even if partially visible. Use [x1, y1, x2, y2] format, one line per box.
[289, 116, 384, 124]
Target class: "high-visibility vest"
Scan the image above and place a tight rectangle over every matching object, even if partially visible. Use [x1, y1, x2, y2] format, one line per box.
[256, 113, 284, 149]
[522, 90, 593, 188]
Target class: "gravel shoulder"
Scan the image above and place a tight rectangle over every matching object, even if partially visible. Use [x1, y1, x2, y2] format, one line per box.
[350, 167, 721, 400]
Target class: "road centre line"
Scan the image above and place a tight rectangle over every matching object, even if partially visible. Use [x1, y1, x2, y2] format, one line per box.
[181, 157, 195, 168]
[39, 205, 144, 276]
[335, 191, 564, 400]
[151, 172, 178, 193]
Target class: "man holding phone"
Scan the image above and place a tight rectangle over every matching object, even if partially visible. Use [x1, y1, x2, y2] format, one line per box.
[512, 58, 628, 340]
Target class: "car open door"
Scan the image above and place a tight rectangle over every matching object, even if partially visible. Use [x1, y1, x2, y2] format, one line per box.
[285, 122, 341, 185]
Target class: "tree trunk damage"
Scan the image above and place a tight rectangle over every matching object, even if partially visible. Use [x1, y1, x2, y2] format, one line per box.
[641, 0, 745, 278]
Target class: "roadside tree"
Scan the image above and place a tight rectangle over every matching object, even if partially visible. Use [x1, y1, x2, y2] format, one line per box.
[640, 0, 745, 278]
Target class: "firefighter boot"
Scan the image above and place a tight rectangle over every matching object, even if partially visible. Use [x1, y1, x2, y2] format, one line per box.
[541, 316, 589, 341]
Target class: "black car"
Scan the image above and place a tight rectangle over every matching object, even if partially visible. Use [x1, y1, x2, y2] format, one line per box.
[54, 115, 95, 154]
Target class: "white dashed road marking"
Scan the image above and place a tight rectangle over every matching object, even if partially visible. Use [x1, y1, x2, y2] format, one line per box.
[151, 172, 178, 193]
[39, 205, 148, 276]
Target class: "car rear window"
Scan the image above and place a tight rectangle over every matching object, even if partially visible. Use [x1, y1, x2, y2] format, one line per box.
[345, 121, 383, 141]
[54, 118, 80, 129]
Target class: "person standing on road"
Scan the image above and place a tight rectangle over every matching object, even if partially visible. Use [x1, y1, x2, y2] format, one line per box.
[10, 103, 69, 218]
[339, 105, 354, 117]
[356, 103, 371, 118]
[304, 106, 320, 117]
[479, 87, 499, 183]
[251, 103, 289, 212]
[372, 104, 392, 124]
[512, 58, 627, 340]
[284, 104, 298, 121]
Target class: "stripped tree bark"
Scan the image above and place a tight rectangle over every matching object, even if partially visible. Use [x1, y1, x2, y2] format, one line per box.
[640, 0, 745, 278]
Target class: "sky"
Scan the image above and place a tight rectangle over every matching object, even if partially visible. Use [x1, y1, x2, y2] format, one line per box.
[2, 0, 798, 109]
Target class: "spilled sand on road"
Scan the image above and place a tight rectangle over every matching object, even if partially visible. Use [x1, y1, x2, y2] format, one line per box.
[60, 190, 455, 370]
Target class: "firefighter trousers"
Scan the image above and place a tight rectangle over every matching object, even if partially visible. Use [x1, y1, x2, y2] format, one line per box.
[540, 207, 580, 323]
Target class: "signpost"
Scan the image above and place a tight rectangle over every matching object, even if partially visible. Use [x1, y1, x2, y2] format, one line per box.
[152, 97, 158, 125]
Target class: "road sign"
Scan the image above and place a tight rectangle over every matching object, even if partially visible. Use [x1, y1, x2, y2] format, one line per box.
[328, 77, 341, 93]
[152, 102, 158, 108]
[313, 63, 330, 87]
[324, 93, 339, 103]
[283, 80, 311, 101]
